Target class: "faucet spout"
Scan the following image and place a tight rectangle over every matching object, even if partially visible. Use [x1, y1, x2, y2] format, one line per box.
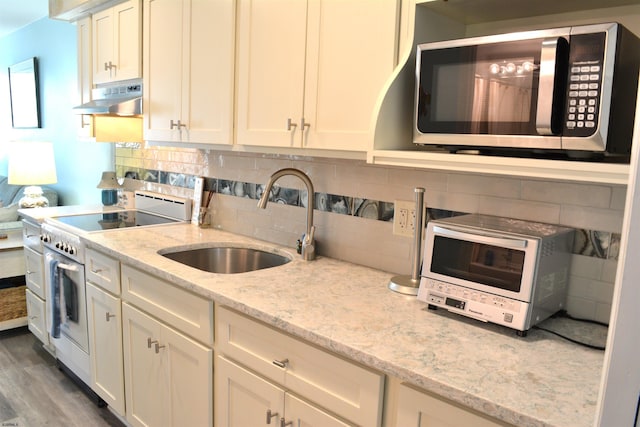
[258, 168, 316, 261]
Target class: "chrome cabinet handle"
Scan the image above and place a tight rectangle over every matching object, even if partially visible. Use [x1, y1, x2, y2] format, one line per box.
[272, 358, 289, 369]
[147, 338, 158, 348]
[154, 342, 165, 354]
[105, 312, 116, 322]
[266, 410, 279, 424]
[170, 119, 187, 130]
[286, 118, 297, 131]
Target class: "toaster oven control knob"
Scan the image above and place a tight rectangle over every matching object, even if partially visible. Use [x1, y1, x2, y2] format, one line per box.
[69, 247, 76, 255]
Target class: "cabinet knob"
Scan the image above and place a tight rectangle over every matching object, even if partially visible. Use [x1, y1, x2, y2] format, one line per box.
[266, 409, 279, 424]
[272, 358, 289, 369]
[280, 418, 292, 427]
[301, 117, 311, 131]
[147, 337, 158, 348]
[105, 312, 116, 322]
[286, 118, 297, 132]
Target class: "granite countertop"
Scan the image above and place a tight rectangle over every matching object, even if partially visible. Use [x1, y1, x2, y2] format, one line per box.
[82, 223, 604, 427]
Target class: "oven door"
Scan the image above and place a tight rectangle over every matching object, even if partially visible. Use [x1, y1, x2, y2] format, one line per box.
[414, 29, 570, 149]
[44, 249, 88, 353]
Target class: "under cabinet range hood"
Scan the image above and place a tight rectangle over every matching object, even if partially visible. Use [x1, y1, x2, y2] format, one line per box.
[74, 79, 142, 116]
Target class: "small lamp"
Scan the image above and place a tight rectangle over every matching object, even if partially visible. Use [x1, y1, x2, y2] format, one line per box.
[8, 141, 57, 208]
[97, 171, 122, 206]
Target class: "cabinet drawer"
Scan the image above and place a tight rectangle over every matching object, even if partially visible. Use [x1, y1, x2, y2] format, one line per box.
[24, 246, 45, 299]
[121, 264, 213, 346]
[22, 219, 42, 252]
[26, 289, 48, 345]
[216, 306, 384, 427]
[86, 248, 121, 295]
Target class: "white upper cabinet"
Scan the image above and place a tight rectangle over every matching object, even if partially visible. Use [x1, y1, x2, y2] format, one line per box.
[236, 0, 400, 152]
[143, 0, 235, 145]
[92, 0, 141, 84]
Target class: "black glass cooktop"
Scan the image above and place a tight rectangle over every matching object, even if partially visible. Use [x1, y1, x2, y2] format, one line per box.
[53, 210, 180, 232]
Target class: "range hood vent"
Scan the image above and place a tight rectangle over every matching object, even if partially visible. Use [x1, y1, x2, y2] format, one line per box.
[74, 79, 142, 116]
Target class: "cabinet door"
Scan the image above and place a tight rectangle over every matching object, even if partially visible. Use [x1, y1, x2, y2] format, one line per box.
[122, 303, 163, 427]
[76, 16, 93, 137]
[235, 0, 307, 148]
[24, 246, 44, 299]
[216, 355, 285, 427]
[182, 0, 235, 145]
[25, 289, 48, 345]
[92, 7, 113, 84]
[163, 319, 213, 426]
[112, 0, 141, 81]
[285, 393, 352, 427]
[303, 0, 399, 151]
[396, 384, 509, 427]
[87, 283, 125, 417]
[143, 0, 183, 142]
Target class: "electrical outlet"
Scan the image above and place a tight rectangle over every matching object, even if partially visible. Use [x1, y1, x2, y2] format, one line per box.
[393, 200, 416, 237]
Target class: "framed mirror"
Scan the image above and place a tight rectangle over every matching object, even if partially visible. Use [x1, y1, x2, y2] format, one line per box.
[8, 57, 41, 128]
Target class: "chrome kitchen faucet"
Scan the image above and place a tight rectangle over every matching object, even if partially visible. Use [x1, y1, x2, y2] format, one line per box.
[258, 168, 316, 261]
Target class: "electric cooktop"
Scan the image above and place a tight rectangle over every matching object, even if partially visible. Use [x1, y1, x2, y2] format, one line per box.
[51, 210, 181, 232]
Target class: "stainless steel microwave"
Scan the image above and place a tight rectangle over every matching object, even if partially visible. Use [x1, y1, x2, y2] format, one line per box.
[417, 214, 575, 335]
[414, 23, 640, 158]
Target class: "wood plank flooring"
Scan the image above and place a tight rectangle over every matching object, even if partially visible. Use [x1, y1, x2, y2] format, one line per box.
[0, 327, 125, 427]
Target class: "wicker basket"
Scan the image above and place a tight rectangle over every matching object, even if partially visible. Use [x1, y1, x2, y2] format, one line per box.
[0, 285, 28, 322]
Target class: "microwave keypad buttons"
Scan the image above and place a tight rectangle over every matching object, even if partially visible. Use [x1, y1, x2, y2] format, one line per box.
[566, 62, 601, 131]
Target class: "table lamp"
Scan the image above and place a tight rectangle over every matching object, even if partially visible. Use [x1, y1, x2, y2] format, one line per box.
[8, 141, 57, 208]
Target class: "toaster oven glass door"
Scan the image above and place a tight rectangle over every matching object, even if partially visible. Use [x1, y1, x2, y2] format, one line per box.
[430, 235, 526, 293]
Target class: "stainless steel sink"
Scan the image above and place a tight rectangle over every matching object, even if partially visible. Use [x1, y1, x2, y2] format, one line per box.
[160, 246, 291, 274]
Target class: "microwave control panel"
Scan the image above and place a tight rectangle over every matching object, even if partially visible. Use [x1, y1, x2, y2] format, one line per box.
[417, 277, 530, 332]
[563, 32, 606, 137]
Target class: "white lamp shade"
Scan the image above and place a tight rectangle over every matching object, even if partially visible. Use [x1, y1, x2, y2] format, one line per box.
[8, 141, 57, 185]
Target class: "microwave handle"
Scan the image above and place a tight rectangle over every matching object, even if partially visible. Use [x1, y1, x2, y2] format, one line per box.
[432, 225, 527, 249]
[535, 36, 569, 136]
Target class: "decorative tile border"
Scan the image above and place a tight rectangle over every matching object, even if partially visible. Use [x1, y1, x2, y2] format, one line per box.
[118, 167, 621, 260]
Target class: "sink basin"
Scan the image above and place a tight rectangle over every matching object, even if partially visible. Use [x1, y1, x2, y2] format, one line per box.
[160, 246, 291, 274]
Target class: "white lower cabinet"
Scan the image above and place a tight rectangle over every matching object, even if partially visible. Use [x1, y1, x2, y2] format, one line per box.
[25, 289, 47, 344]
[216, 355, 351, 427]
[86, 282, 125, 417]
[122, 302, 213, 427]
[396, 383, 510, 427]
[216, 306, 384, 426]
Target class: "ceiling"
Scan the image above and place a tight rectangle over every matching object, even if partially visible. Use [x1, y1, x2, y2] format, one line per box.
[0, 0, 49, 39]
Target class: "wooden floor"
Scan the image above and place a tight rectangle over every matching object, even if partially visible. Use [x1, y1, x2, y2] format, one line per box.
[0, 326, 125, 427]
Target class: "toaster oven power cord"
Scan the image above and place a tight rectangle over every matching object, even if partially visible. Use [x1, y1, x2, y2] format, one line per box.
[532, 310, 608, 351]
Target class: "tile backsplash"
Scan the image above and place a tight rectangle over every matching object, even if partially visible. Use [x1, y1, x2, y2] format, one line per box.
[116, 144, 626, 324]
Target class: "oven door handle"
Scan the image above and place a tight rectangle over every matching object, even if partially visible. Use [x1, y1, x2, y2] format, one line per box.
[56, 262, 79, 272]
[432, 225, 528, 249]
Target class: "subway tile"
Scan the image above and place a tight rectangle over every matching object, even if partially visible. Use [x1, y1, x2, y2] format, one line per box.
[448, 173, 521, 198]
[560, 205, 624, 233]
[478, 196, 560, 224]
[610, 186, 627, 210]
[569, 255, 604, 280]
[521, 180, 611, 208]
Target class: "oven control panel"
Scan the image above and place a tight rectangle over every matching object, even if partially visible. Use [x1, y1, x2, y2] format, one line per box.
[41, 223, 85, 264]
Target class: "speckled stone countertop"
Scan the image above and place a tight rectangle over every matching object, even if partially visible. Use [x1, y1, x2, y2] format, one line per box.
[80, 223, 603, 427]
